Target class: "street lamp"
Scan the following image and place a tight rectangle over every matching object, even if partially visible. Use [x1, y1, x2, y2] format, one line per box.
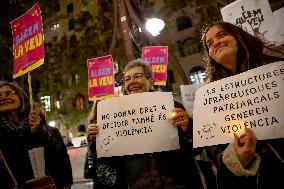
[145, 18, 165, 36]
[48, 121, 56, 127]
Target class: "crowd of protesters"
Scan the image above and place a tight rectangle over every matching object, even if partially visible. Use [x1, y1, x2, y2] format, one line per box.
[1, 20, 283, 189]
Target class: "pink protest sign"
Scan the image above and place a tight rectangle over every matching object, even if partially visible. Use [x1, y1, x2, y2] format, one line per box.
[88, 55, 115, 101]
[11, 3, 44, 78]
[142, 46, 168, 85]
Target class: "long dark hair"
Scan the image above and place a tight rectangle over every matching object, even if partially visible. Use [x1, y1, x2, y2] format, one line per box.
[0, 81, 30, 119]
[201, 21, 284, 82]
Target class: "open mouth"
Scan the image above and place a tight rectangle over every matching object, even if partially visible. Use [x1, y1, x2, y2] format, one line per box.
[129, 87, 141, 93]
[215, 45, 224, 54]
[0, 101, 12, 106]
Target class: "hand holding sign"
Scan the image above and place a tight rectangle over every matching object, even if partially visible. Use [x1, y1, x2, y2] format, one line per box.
[29, 107, 41, 133]
[170, 108, 191, 134]
[234, 128, 257, 167]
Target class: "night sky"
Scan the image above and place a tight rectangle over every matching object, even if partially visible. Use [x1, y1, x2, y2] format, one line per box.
[0, 0, 24, 80]
[0, 0, 24, 38]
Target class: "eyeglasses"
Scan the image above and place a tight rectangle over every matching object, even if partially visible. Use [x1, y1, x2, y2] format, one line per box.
[0, 90, 16, 99]
[123, 73, 148, 85]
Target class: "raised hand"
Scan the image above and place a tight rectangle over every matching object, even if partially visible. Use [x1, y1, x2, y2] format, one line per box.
[29, 110, 41, 133]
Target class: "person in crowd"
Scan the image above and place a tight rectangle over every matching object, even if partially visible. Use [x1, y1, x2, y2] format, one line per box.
[200, 21, 284, 189]
[0, 81, 73, 189]
[63, 136, 74, 148]
[87, 59, 217, 189]
[36, 104, 73, 189]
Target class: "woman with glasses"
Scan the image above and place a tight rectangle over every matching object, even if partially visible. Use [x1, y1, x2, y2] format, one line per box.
[0, 81, 73, 189]
[87, 59, 216, 189]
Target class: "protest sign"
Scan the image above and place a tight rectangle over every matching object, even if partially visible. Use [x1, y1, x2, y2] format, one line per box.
[88, 55, 115, 101]
[96, 92, 179, 157]
[273, 7, 284, 45]
[193, 62, 284, 148]
[180, 84, 202, 117]
[221, 0, 278, 44]
[142, 46, 168, 85]
[11, 3, 44, 78]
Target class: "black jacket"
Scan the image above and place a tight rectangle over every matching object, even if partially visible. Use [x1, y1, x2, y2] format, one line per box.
[0, 118, 73, 189]
[43, 126, 73, 189]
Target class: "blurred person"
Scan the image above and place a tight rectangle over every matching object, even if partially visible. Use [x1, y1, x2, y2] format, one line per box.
[201, 21, 284, 189]
[0, 81, 73, 189]
[87, 59, 216, 189]
[63, 136, 74, 148]
[80, 139, 87, 146]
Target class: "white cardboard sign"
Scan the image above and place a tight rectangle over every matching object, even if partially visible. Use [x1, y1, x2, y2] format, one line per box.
[273, 7, 284, 45]
[221, 0, 278, 44]
[97, 92, 179, 157]
[193, 62, 284, 148]
[180, 84, 202, 117]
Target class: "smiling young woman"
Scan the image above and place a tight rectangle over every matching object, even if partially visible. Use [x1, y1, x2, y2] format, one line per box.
[205, 25, 238, 73]
[201, 21, 284, 83]
[200, 21, 284, 189]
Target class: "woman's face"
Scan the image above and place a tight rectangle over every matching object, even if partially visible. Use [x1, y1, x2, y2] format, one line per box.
[0, 85, 20, 112]
[205, 25, 238, 71]
[124, 66, 153, 94]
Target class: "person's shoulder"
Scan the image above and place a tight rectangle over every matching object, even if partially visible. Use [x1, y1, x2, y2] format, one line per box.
[49, 126, 59, 131]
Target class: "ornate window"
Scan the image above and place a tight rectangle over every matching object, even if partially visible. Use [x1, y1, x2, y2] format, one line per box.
[177, 37, 202, 57]
[67, 3, 73, 14]
[189, 66, 205, 84]
[68, 18, 75, 31]
[176, 16, 192, 31]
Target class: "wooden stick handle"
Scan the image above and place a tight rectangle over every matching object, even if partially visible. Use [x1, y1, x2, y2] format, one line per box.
[0, 150, 18, 185]
[28, 72, 33, 111]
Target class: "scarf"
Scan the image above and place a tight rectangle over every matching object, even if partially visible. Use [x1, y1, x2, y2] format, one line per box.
[0, 116, 31, 145]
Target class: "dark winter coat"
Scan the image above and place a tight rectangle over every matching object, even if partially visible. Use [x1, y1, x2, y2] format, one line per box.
[0, 117, 73, 189]
[217, 139, 284, 189]
[44, 126, 73, 189]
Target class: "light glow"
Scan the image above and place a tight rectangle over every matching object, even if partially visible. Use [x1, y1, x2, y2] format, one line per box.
[48, 121, 56, 127]
[145, 18, 165, 36]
